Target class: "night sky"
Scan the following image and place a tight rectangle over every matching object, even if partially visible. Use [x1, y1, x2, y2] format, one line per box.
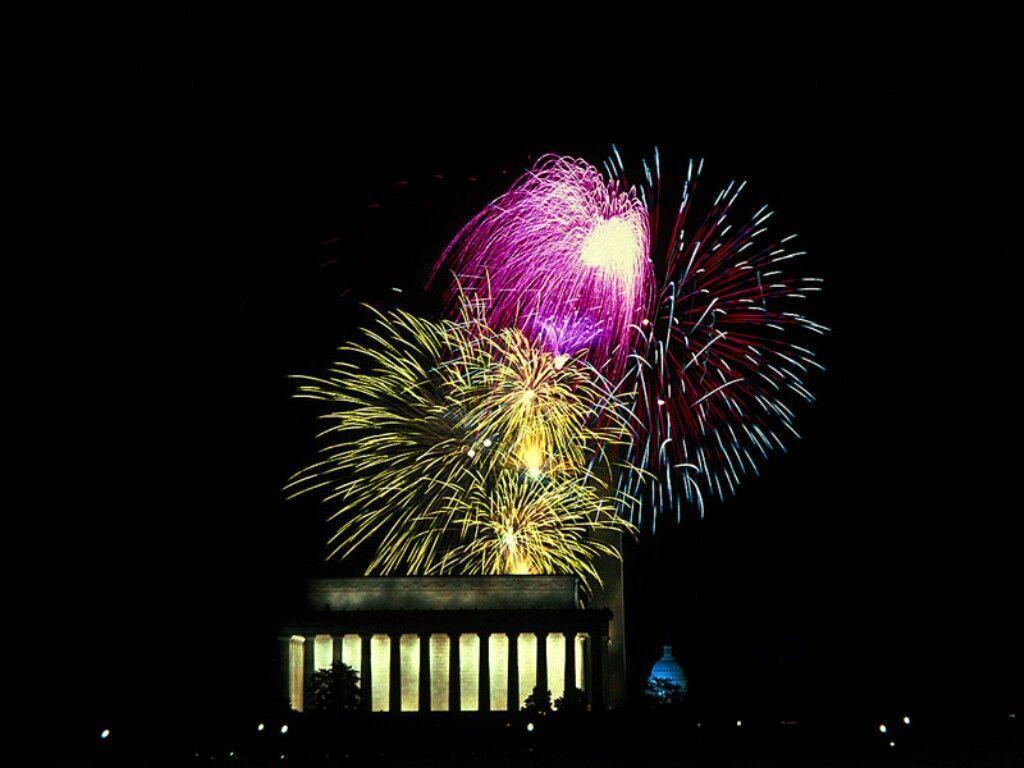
[57, 9, 1016, 755]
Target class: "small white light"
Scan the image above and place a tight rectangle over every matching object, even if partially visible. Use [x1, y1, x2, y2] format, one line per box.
[467, 448, 476, 458]
[257, 723, 265, 732]
[879, 724, 887, 733]
[526, 722, 534, 732]
[280, 724, 289, 734]
[100, 729, 110, 740]
[482, 438, 492, 447]
[889, 740, 895, 748]
[642, 318, 650, 326]
[736, 720, 742, 727]
[657, 398, 666, 406]
[902, 715, 911, 725]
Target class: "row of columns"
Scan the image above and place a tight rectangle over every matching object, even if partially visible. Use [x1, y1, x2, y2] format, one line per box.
[300, 630, 606, 713]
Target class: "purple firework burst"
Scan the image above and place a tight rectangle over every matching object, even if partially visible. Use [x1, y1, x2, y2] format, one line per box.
[432, 154, 653, 379]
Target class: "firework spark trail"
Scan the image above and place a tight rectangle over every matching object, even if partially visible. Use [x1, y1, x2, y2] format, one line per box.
[438, 470, 630, 585]
[608, 150, 828, 529]
[432, 155, 653, 380]
[286, 298, 636, 587]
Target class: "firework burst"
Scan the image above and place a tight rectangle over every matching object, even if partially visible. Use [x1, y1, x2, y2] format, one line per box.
[439, 470, 629, 585]
[606, 149, 828, 528]
[432, 154, 653, 379]
[286, 299, 635, 586]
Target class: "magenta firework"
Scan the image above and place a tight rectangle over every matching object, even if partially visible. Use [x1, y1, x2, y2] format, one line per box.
[609, 149, 827, 527]
[432, 155, 653, 378]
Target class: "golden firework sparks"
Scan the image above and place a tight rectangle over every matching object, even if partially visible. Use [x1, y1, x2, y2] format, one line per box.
[286, 298, 636, 586]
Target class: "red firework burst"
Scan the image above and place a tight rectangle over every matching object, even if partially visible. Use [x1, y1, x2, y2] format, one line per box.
[609, 149, 827, 528]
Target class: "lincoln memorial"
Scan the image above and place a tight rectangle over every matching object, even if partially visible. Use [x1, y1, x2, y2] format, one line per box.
[281, 575, 615, 713]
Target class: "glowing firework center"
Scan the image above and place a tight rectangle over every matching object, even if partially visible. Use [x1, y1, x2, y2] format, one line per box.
[579, 215, 644, 283]
[282, 576, 615, 713]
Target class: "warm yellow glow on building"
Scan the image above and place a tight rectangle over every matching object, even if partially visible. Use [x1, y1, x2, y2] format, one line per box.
[284, 575, 615, 714]
[288, 636, 305, 712]
[313, 634, 333, 671]
[488, 633, 509, 711]
[370, 635, 390, 712]
[546, 633, 566, 703]
[429, 634, 450, 711]
[399, 634, 420, 712]
[341, 634, 362, 683]
[517, 633, 537, 708]
[459, 633, 480, 711]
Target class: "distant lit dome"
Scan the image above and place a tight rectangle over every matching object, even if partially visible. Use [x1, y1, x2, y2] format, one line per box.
[648, 644, 688, 695]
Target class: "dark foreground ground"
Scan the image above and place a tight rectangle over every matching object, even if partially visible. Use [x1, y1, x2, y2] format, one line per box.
[62, 707, 1022, 767]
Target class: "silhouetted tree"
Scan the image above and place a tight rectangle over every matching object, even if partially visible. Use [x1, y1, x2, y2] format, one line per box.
[643, 676, 686, 706]
[309, 661, 362, 714]
[522, 685, 552, 717]
[554, 686, 587, 713]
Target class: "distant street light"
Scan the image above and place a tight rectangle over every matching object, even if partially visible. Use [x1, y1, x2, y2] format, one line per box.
[280, 724, 289, 734]
[257, 722, 265, 732]
[902, 715, 911, 725]
[526, 722, 535, 732]
[736, 720, 743, 727]
[879, 724, 887, 733]
[99, 729, 110, 740]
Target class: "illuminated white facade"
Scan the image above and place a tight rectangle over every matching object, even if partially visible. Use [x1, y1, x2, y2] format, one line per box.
[282, 576, 613, 714]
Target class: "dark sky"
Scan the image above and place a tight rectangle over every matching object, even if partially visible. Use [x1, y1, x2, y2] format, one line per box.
[57, 8, 1016, 751]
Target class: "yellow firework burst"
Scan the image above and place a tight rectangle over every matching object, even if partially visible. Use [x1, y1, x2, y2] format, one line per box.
[286, 299, 636, 585]
[449, 302, 628, 481]
[437, 471, 634, 588]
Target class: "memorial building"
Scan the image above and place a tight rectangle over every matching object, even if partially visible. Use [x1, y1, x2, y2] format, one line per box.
[281, 575, 617, 713]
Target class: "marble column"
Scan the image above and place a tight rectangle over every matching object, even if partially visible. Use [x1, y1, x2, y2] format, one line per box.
[507, 632, 519, 711]
[564, 630, 576, 698]
[302, 636, 314, 712]
[418, 633, 431, 712]
[359, 633, 373, 712]
[478, 632, 491, 712]
[389, 633, 401, 712]
[590, 632, 608, 711]
[536, 631, 548, 698]
[583, 635, 593, 706]
[448, 633, 462, 712]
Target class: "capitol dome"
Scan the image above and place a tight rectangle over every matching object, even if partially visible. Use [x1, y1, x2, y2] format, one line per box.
[647, 644, 688, 696]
